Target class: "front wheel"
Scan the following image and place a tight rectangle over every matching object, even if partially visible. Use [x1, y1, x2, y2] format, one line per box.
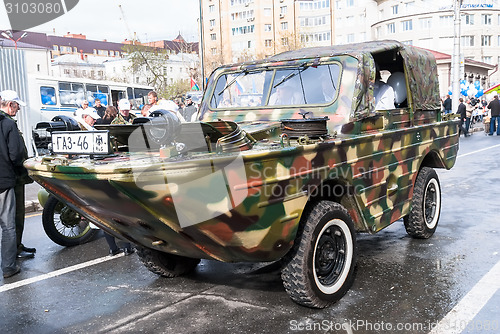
[42, 196, 98, 247]
[136, 247, 200, 278]
[281, 201, 357, 308]
[404, 167, 441, 239]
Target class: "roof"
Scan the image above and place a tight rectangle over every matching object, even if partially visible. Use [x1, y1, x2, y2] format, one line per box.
[0, 37, 47, 50]
[267, 40, 403, 62]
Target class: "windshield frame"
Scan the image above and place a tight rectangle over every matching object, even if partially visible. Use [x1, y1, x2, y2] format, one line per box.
[208, 61, 343, 111]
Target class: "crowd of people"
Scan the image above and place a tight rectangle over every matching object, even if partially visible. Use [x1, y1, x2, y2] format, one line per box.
[0, 89, 202, 278]
[442, 94, 500, 137]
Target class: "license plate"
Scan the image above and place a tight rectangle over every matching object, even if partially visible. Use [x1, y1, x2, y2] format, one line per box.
[51, 131, 110, 155]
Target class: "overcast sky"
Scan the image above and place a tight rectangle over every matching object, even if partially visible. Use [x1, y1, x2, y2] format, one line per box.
[0, 0, 200, 43]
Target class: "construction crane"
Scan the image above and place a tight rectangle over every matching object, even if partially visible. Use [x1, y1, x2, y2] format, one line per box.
[118, 3, 137, 44]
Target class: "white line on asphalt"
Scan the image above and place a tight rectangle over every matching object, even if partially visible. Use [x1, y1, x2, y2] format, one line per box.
[428, 260, 500, 334]
[457, 143, 500, 159]
[0, 253, 123, 293]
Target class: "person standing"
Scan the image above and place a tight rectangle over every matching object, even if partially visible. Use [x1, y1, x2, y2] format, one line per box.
[488, 95, 500, 136]
[96, 106, 118, 125]
[0, 90, 36, 259]
[111, 99, 137, 125]
[442, 95, 452, 114]
[94, 98, 106, 118]
[457, 98, 469, 137]
[181, 94, 197, 122]
[0, 91, 27, 278]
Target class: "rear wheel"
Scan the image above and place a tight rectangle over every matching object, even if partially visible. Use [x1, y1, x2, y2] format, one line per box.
[136, 247, 200, 278]
[404, 167, 441, 239]
[281, 201, 357, 308]
[42, 196, 98, 247]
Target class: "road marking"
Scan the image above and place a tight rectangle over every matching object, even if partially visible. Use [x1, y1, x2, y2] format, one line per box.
[457, 143, 500, 159]
[25, 212, 42, 218]
[0, 254, 123, 293]
[428, 260, 500, 334]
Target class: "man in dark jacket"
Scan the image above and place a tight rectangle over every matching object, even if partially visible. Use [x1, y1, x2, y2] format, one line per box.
[442, 95, 452, 114]
[181, 94, 197, 122]
[488, 95, 500, 136]
[457, 97, 469, 137]
[0, 92, 26, 278]
[0, 90, 36, 259]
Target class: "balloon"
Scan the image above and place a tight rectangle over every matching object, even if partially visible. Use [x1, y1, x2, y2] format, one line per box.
[448, 91, 453, 96]
[387, 72, 407, 104]
[476, 89, 483, 98]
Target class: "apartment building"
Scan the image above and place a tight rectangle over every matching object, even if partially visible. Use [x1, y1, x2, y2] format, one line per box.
[201, 0, 333, 74]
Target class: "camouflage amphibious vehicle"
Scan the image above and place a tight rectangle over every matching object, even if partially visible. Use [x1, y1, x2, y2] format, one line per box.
[25, 41, 459, 308]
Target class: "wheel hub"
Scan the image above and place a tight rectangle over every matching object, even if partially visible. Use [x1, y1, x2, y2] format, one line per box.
[315, 226, 346, 286]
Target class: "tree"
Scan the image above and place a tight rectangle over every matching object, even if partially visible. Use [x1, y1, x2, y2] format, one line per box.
[122, 43, 170, 95]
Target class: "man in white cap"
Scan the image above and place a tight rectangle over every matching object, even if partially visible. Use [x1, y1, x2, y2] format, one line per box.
[0, 90, 37, 260]
[76, 107, 101, 130]
[0, 90, 29, 277]
[111, 99, 136, 125]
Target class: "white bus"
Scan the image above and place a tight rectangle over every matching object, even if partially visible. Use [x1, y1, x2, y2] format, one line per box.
[31, 76, 153, 123]
[25, 76, 153, 155]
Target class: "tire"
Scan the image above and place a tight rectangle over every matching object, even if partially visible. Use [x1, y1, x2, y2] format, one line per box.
[42, 196, 98, 247]
[136, 247, 200, 278]
[281, 201, 357, 308]
[404, 167, 441, 239]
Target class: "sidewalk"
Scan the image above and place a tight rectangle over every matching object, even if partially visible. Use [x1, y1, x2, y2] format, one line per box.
[25, 182, 42, 213]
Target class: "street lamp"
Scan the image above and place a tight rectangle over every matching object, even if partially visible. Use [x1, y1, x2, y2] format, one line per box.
[1, 31, 27, 50]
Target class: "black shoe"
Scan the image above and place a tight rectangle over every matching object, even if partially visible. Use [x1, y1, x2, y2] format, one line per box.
[22, 246, 36, 253]
[124, 248, 135, 256]
[109, 248, 123, 256]
[3, 265, 21, 278]
[17, 251, 35, 259]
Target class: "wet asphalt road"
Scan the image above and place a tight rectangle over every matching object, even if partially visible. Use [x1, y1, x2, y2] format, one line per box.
[1, 131, 500, 334]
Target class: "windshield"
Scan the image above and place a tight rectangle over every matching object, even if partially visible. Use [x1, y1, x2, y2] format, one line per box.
[210, 62, 341, 109]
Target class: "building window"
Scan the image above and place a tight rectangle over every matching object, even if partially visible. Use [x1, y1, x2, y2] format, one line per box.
[335, 0, 341, 10]
[439, 15, 453, 27]
[281, 37, 288, 46]
[264, 24, 272, 32]
[264, 8, 271, 16]
[60, 46, 72, 53]
[210, 19, 216, 27]
[481, 35, 492, 46]
[281, 22, 288, 30]
[402, 40, 413, 46]
[210, 33, 217, 41]
[419, 17, 431, 29]
[482, 56, 492, 64]
[211, 48, 217, 55]
[265, 39, 272, 47]
[209, 5, 215, 12]
[93, 49, 97, 55]
[402, 20, 413, 31]
[345, 0, 353, 8]
[345, 16, 354, 26]
[347, 34, 354, 43]
[482, 14, 492, 25]
[392, 5, 398, 15]
[52, 45, 59, 51]
[461, 35, 474, 47]
[280, 6, 287, 14]
[376, 26, 381, 39]
[387, 22, 395, 34]
[405, 1, 415, 11]
[463, 14, 474, 25]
